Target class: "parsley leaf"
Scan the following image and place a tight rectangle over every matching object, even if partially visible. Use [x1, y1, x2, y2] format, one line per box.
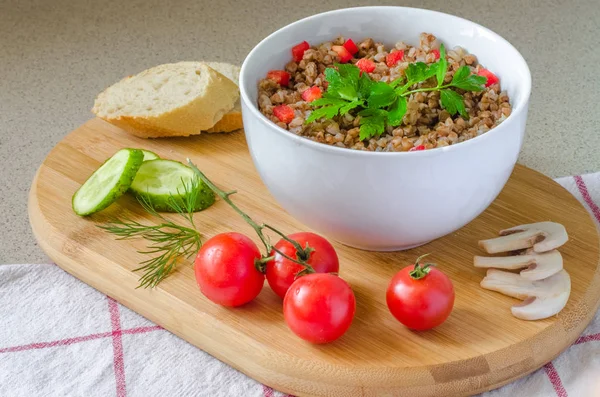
[450, 65, 487, 91]
[440, 89, 468, 119]
[451, 65, 470, 84]
[337, 86, 358, 101]
[396, 62, 438, 95]
[305, 93, 350, 123]
[309, 46, 479, 130]
[436, 43, 447, 87]
[336, 63, 360, 86]
[307, 66, 364, 124]
[324, 68, 342, 89]
[358, 108, 388, 118]
[324, 67, 358, 101]
[305, 105, 343, 124]
[367, 82, 397, 109]
[359, 121, 383, 141]
[358, 73, 374, 100]
[389, 77, 405, 89]
[405, 62, 438, 85]
[340, 100, 364, 115]
[358, 109, 387, 141]
[310, 94, 348, 108]
[386, 96, 407, 126]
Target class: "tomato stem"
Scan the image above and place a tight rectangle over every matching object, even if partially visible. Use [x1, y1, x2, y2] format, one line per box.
[256, 255, 275, 264]
[298, 243, 314, 262]
[187, 160, 317, 273]
[262, 224, 309, 257]
[254, 255, 275, 273]
[409, 253, 435, 280]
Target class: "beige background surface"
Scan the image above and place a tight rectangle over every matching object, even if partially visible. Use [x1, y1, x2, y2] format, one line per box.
[1, 0, 599, 264]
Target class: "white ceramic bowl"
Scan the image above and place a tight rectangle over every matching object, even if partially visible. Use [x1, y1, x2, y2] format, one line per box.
[239, 6, 531, 251]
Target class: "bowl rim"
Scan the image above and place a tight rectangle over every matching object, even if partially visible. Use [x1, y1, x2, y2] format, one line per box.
[239, 5, 532, 157]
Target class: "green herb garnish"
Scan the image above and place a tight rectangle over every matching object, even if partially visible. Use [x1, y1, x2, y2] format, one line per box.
[98, 177, 204, 289]
[306, 44, 488, 141]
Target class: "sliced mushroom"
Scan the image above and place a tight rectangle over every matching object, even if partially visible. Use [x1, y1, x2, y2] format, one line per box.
[478, 222, 568, 254]
[474, 249, 563, 280]
[480, 268, 571, 320]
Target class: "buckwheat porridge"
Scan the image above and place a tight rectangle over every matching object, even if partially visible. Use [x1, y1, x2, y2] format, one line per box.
[257, 33, 511, 152]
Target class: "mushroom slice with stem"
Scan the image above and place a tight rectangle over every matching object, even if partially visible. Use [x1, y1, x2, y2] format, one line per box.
[474, 249, 563, 281]
[478, 222, 568, 254]
[480, 269, 571, 320]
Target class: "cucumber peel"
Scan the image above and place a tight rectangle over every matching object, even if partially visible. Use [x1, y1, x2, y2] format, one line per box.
[141, 150, 160, 161]
[72, 148, 144, 216]
[130, 159, 215, 212]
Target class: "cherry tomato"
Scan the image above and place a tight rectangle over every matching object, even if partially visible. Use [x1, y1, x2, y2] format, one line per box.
[386, 50, 404, 67]
[273, 104, 295, 124]
[301, 86, 322, 103]
[331, 45, 352, 63]
[266, 70, 291, 86]
[266, 232, 339, 299]
[477, 68, 499, 87]
[356, 58, 376, 73]
[283, 273, 355, 343]
[386, 255, 454, 331]
[343, 38, 359, 55]
[194, 232, 264, 307]
[292, 41, 310, 62]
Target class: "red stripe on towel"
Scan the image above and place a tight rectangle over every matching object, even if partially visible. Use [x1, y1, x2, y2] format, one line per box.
[0, 326, 162, 354]
[0, 331, 112, 353]
[108, 297, 127, 397]
[544, 362, 568, 397]
[575, 332, 600, 345]
[263, 385, 274, 397]
[574, 175, 600, 223]
[121, 325, 162, 335]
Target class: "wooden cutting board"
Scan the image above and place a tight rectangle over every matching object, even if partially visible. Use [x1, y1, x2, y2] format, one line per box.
[29, 118, 600, 397]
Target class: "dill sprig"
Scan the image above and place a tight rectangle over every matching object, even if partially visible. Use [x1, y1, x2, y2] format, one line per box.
[98, 177, 203, 289]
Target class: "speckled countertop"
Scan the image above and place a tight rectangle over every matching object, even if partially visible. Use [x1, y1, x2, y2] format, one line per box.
[1, 0, 599, 264]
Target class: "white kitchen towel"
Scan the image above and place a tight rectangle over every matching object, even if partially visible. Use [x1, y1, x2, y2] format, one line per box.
[1, 173, 599, 397]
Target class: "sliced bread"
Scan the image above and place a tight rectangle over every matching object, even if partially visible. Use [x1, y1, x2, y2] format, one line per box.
[203, 62, 243, 133]
[92, 62, 239, 138]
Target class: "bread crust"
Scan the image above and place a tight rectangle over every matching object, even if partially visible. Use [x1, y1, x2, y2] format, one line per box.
[203, 62, 243, 133]
[92, 62, 239, 138]
[206, 103, 242, 133]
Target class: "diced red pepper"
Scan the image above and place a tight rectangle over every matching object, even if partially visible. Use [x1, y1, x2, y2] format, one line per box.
[386, 50, 404, 67]
[266, 70, 290, 86]
[343, 38, 359, 55]
[292, 41, 310, 62]
[409, 145, 426, 152]
[477, 68, 499, 87]
[273, 105, 295, 124]
[431, 49, 440, 60]
[301, 86, 322, 103]
[356, 58, 376, 73]
[332, 45, 352, 63]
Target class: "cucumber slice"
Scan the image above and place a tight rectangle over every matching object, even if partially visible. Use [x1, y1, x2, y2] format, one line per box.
[130, 159, 215, 212]
[141, 150, 160, 161]
[72, 148, 144, 216]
